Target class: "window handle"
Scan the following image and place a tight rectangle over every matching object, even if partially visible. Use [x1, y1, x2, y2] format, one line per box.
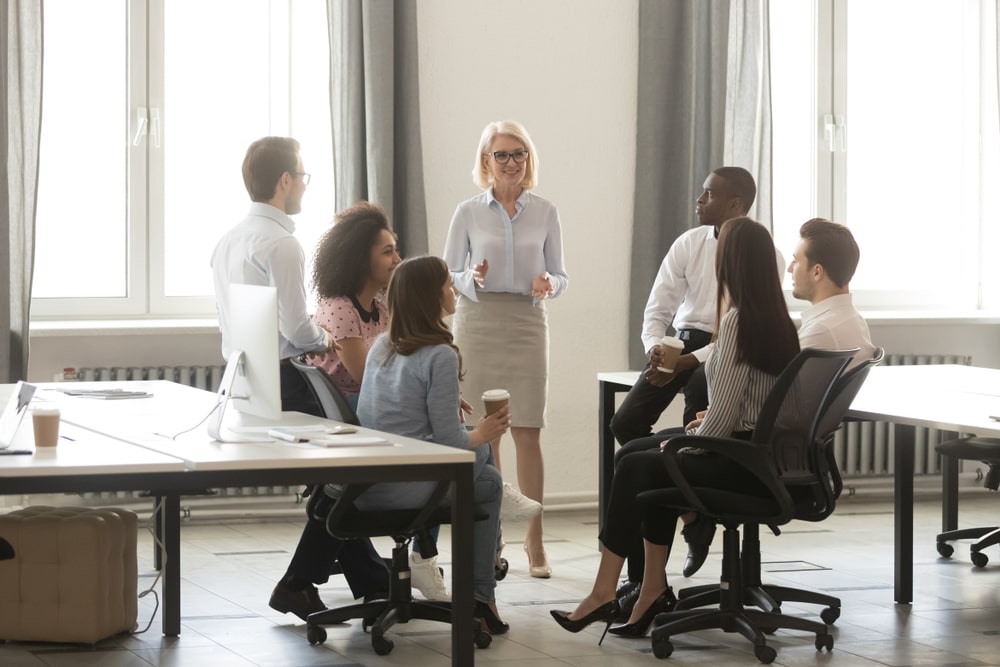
[835, 115, 847, 152]
[132, 107, 148, 147]
[823, 114, 836, 152]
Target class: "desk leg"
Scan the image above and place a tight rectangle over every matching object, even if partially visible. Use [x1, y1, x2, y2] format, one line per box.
[161, 493, 182, 636]
[893, 424, 915, 605]
[451, 464, 473, 667]
[942, 452, 959, 532]
[598, 380, 616, 539]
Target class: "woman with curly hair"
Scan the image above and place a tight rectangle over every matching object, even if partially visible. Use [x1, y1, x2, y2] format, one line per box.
[308, 201, 400, 409]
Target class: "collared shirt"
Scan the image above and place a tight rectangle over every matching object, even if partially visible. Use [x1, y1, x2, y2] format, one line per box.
[641, 225, 787, 359]
[797, 293, 875, 369]
[443, 189, 568, 301]
[210, 202, 327, 361]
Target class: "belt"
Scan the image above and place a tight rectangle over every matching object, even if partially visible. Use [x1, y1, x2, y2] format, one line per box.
[676, 329, 712, 342]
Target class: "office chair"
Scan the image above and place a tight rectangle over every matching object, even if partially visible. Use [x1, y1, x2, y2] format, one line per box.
[304, 482, 491, 654]
[0, 537, 13, 561]
[288, 355, 361, 425]
[637, 348, 855, 664]
[935, 437, 1000, 567]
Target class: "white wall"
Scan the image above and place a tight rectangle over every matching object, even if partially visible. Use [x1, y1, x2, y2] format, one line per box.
[416, 0, 639, 503]
[25, 0, 1000, 506]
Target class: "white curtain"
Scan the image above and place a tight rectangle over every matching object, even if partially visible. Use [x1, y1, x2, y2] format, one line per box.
[327, 0, 428, 257]
[0, 0, 43, 382]
[724, 0, 772, 227]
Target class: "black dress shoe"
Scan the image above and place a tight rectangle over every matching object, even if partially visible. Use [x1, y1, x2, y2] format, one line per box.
[615, 581, 642, 621]
[269, 582, 327, 622]
[550, 599, 620, 645]
[474, 600, 510, 635]
[681, 513, 717, 577]
[607, 588, 676, 638]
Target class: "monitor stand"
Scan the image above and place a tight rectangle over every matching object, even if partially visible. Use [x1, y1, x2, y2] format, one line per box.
[206, 350, 278, 443]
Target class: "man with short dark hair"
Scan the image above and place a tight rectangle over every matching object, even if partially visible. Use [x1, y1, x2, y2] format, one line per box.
[212, 137, 389, 622]
[610, 166, 781, 446]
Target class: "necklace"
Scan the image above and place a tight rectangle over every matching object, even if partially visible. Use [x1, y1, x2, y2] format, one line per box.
[350, 295, 380, 323]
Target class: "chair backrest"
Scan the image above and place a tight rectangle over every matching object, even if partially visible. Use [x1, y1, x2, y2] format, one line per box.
[752, 348, 857, 484]
[288, 355, 361, 425]
[783, 347, 883, 522]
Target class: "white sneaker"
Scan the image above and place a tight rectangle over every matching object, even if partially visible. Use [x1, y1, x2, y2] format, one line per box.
[409, 553, 450, 601]
[500, 482, 543, 522]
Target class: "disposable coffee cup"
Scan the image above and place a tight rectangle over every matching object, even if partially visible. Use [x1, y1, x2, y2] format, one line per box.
[656, 335, 685, 373]
[31, 405, 61, 447]
[482, 389, 510, 416]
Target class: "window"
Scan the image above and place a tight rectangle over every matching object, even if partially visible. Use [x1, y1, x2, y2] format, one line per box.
[771, 0, 999, 310]
[33, 0, 333, 318]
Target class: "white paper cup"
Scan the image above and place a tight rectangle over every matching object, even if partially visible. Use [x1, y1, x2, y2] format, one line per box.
[656, 335, 685, 373]
[482, 389, 510, 416]
[31, 405, 61, 447]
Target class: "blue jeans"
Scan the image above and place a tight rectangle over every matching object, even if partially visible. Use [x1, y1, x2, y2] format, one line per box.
[355, 445, 502, 603]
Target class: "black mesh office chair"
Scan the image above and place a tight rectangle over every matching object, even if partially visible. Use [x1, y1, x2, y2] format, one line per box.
[637, 348, 855, 664]
[935, 438, 1000, 567]
[0, 537, 13, 561]
[287, 356, 491, 654]
[288, 355, 361, 425]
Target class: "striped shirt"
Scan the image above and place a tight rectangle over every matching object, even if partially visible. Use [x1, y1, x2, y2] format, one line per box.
[696, 309, 781, 438]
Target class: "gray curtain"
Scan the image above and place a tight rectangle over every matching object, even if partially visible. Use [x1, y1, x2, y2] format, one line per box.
[327, 0, 428, 257]
[629, 0, 772, 369]
[0, 1, 43, 383]
[629, 1, 730, 368]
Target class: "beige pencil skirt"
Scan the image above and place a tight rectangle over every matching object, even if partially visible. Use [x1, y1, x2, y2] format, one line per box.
[452, 292, 549, 428]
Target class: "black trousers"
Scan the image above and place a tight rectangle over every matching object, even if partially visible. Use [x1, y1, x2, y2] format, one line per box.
[609, 329, 712, 446]
[279, 364, 389, 597]
[602, 433, 760, 584]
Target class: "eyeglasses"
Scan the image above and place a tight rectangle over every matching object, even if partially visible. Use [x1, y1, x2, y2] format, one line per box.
[291, 171, 311, 185]
[489, 150, 529, 164]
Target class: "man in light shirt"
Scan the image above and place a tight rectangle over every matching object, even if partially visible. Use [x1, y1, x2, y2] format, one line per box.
[610, 167, 781, 446]
[211, 136, 389, 623]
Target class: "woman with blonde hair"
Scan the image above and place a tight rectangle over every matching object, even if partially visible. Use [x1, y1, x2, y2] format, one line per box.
[444, 120, 568, 577]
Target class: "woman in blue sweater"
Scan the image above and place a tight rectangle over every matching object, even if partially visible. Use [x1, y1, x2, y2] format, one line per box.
[357, 255, 512, 632]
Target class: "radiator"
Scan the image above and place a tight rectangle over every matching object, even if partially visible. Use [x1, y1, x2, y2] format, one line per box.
[66, 365, 301, 513]
[833, 353, 972, 479]
[76, 365, 225, 392]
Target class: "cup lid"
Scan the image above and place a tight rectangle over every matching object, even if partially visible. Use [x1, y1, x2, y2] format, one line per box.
[482, 389, 510, 401]
[31, 404, 60, 415]
[660, 335, 684, 348]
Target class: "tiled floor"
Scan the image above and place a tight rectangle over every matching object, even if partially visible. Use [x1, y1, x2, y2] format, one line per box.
[3, 493, 1000, 666]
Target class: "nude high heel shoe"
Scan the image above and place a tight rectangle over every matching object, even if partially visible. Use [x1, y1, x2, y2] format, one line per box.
[524, 543, 552, 578]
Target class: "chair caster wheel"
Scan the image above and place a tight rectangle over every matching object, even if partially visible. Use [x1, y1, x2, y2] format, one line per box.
[652, 637, 673, 659]
[371, 634, 394, 655]
[495, 557, 509, 580]
[306, 625, 326, 645]
[474, 629, 492, 648]
[971, 551, 989, 568]
[362, 617, 374, 633]
[754, 644, 777, 663]
[937, 541, 954, 558]
[815, 633, 834, 651]
[820, 606, 841, 624]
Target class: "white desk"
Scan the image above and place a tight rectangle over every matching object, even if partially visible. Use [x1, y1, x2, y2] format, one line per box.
[846, 364, 1000, 604]
[2, 382, 477, 666]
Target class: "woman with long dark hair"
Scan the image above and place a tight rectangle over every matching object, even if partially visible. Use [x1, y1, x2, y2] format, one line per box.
[356, 255, 513, 632]
[550, 217, 800, 642]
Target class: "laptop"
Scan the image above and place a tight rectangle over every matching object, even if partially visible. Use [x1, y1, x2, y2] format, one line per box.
[0, 381, 37, 451]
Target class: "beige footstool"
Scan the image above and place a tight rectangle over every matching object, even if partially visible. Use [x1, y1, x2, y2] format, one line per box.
[0, 506, 138, 643]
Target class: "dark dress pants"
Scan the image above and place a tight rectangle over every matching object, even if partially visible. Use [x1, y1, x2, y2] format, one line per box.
[609, 335, 711, 446]
[279, 364, 389, 598]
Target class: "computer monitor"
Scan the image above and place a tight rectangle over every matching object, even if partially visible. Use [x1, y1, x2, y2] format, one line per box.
[207, 283, 282, 441]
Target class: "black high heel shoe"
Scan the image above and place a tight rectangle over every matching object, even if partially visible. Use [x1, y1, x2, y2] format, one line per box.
[474, 600, 510, 635]
[550, 599, 621, 645]
[607, 588, 676, 638]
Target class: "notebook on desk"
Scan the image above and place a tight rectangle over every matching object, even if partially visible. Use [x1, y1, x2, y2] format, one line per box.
[0, 381, 36, 450]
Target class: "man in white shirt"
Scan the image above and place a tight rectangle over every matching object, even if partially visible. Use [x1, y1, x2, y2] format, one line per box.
[211, 136, 389, 622]
[211, 136, 334, 415]
[610, 167, 764, 446]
